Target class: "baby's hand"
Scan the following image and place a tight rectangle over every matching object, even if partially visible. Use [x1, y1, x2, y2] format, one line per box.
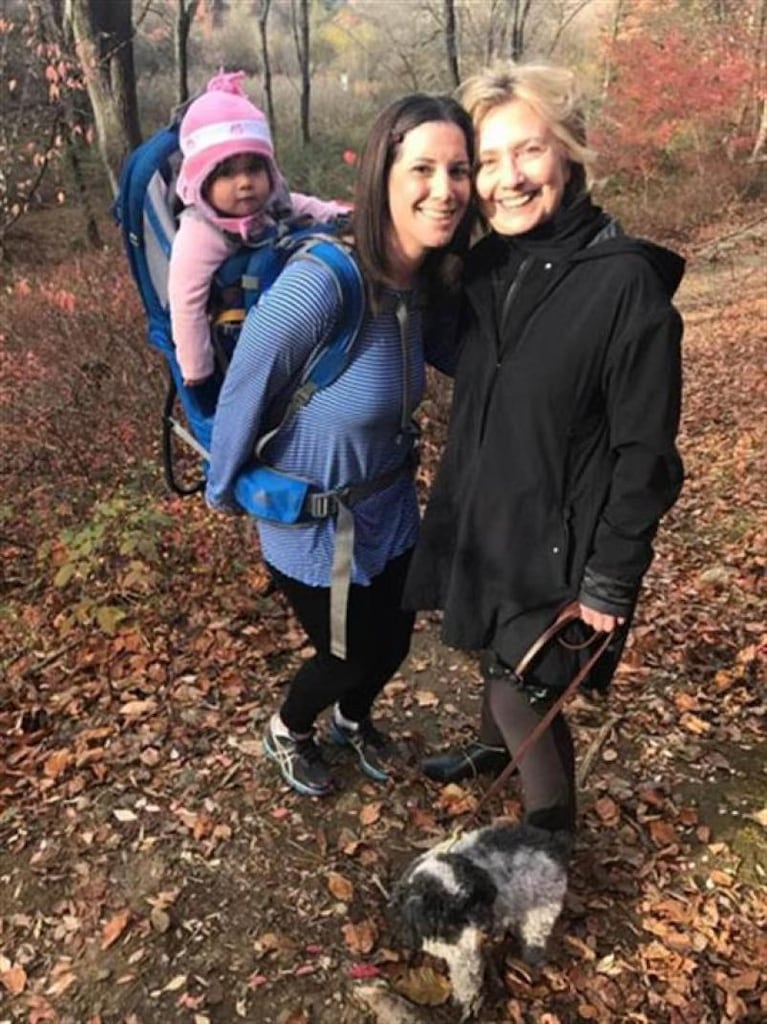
[184, 375, 211, 387]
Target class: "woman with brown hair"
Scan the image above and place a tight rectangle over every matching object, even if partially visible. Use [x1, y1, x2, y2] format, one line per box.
[206, 93, 474, 797]
[406, 62, 684, 836]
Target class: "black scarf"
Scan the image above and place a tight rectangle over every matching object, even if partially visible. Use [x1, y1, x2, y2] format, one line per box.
[488, 192, 611, 339]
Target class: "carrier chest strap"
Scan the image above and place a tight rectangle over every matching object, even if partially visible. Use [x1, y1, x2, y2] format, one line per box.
[306, 455, 416, 660]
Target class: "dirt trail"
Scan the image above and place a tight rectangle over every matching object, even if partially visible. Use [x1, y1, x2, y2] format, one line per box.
[1, 222, 765, 1023]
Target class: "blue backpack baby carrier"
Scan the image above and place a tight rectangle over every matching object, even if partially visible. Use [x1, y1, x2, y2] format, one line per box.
[113, 115, 365, 520]
[113, 116, 400, 658]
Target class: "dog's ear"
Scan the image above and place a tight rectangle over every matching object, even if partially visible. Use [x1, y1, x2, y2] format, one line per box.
[388, 881, 428, 950]
[451, 855, 497, 925]
[546, 828, 574, 864]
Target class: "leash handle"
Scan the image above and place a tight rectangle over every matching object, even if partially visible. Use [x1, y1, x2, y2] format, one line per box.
[472, 606, 615, 820]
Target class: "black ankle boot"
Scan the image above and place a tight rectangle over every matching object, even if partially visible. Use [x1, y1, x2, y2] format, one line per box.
[420, 740, 511, 782]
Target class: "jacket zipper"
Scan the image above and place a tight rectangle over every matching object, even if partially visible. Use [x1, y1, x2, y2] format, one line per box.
[478, 257, 532, 445]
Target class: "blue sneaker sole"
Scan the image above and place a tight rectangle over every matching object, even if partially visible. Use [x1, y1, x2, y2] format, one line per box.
[327, 720, 390, 784]
[262, 732, 333, 798]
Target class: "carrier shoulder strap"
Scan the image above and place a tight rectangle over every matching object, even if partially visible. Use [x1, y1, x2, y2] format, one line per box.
[254, 235, 366, 460]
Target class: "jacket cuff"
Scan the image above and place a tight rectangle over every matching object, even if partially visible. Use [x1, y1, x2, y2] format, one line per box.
[578, 566, 637, 617]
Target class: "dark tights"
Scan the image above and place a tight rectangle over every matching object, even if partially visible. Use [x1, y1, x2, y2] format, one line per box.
[268, 548, 415, 735]
[479, 673, 576, 832]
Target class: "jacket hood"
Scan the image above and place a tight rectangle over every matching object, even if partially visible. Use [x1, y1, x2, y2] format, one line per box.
[571, 227, 686, 298]
[468, 204, 685, 300]
[190, 172, 293, 241]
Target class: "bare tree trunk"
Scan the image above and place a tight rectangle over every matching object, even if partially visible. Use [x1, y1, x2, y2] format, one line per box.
[35, 0, 102, 247]
[548, 0, 598, 57]
[256, 0, 275, 143]
[601, 0, 625, 103]
[175, 0, 199, 106]
[748, 0, 766, 159]
[444, 0, 459, 89]
[750, 98, 767, 161]
[65, 0, 141, 195]
[510, 0, 532, 61]
[291, 0, 311, 146]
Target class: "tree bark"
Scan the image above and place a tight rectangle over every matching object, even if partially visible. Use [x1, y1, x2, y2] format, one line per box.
[750, 98, 767, 161]
[34, 0, 103, 248]
[443, 0, 459, 89]
[291, 0, 311, 146]
[175, 0, 199, 106]
[256, 0, 276, 144]
[510, 0, 532, 61]
[601, 0, 625, 103]
[64, 0, 141, 195]
[748, 0, 766, 159]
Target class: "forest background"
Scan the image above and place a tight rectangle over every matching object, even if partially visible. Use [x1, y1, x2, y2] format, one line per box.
[1, 2, 765, 1023]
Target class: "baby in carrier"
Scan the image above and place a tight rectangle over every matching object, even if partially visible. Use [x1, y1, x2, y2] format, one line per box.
[168, 69, 350, 386]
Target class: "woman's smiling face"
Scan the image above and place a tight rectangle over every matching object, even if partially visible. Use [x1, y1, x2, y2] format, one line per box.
[476, 98, 571, 236]
[386, 119, 472, 273]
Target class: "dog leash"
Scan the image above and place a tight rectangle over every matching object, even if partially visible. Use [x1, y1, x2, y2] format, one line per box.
[470, 603, 615, 822]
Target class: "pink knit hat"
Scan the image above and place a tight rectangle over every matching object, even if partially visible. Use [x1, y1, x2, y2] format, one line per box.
[176, 70, 287, 236]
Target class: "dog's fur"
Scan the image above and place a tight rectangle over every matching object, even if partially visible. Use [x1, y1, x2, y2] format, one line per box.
[390, 822, 571, 1020]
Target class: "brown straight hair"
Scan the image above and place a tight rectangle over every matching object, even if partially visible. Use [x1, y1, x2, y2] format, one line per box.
[352, 93, 475, 311]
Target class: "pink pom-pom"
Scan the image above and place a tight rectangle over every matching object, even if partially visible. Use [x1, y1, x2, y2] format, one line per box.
[206, 68, 247, 97]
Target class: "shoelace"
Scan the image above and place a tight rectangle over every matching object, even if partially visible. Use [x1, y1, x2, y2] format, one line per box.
[296, 736, 325, 763]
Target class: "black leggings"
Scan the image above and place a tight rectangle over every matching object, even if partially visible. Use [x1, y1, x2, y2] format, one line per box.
[268, 548, 415, 735]
[479, 672, 576, 832]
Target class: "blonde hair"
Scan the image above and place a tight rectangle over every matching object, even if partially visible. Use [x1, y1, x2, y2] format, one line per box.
[458, 61, 597, 192]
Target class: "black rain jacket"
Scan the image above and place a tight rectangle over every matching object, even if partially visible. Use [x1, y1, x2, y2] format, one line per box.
[405, 207, 685, 691]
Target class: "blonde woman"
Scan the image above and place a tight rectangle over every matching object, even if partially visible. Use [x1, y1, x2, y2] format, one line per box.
[406, 62, 684, 836]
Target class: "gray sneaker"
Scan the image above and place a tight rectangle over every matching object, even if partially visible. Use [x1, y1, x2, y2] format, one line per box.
[263, 723, 334, 797]
[328, 717, 398, 783]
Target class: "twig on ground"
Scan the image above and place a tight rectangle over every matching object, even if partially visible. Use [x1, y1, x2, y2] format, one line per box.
[18, 639, 81, 678]
[369, 871, 390, 901]
[577, 714, 620, 789]
[690, 214, 766, 255]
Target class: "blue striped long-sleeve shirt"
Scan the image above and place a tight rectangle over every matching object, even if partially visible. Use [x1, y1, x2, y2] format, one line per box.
[205, 255, 428, 587]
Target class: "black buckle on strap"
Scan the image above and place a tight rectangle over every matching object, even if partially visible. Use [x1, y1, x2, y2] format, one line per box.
[306, 492, 336, 518]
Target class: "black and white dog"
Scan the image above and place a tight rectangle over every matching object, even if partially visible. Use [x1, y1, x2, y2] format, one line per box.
[390, 822, 571, 1020]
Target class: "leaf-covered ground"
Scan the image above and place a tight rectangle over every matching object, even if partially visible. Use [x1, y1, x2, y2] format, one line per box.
[1, 215, 765, 1024]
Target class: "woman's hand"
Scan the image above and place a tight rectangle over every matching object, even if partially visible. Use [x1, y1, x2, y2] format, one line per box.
[578, 602, 625, 633]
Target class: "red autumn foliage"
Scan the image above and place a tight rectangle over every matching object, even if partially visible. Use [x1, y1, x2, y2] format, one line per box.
[596, 12, 755, 184]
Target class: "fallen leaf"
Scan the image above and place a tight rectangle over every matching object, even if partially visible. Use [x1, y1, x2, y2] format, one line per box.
[436, 784, 477, 817]
[359, 802, 382, 827]
[649, 819, 678, 846]
[680, 712, 710, 735]
[118, 699, 158, 717]
[113, 808, 138, 823]
[254, 932, 295, 957]
[46, 971, 76, 996]
[101, 909, 131, 950]
[708, 869, 734, 888]
[392, 964, 452, 1006]
[150, 907, 171, 933]
[327, 871, 354, 901]
[749, 807, 767, 828]
[594, 796, 620, 825]
[43, 749, 72, 779]
[342, 919, 377, 955]
[0, 964, 27, 995]
[281, 1011, 310, 1024]
[348, 963, 381, 980]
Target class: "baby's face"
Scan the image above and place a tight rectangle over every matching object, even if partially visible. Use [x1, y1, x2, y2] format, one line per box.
[205, 153, 271, 217]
